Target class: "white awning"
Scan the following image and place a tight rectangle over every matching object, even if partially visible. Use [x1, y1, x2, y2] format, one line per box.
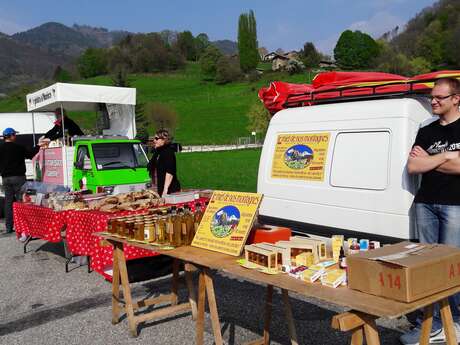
[26, 83, 136, 112]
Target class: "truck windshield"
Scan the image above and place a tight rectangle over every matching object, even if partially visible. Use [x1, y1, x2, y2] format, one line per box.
[92, 143, 148, 170]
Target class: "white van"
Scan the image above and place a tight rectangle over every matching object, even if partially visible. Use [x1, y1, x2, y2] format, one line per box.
[257, 97, 434, 242]
[0, 112, 55, 217]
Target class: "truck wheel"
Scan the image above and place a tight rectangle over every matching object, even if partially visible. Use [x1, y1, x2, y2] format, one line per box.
[0, 197, 4, 218]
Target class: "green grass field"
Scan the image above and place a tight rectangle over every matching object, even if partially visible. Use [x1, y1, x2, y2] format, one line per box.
[0, 63, 311, 145]
[176, 148, 261, 192]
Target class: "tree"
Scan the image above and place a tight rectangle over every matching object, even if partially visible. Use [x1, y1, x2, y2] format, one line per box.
[199, 45, 223, 80]
[77, 48, 108, 78]
[238, 10, 259, 72]
[415, 20, 443, 66]
[246, 100, 271, 138]
[300, 42, 321, 68]
[195, 33, 210, 59]
[111, 65, 129, 87]
[334, 30, 380, 69]
[52, 65, 73, 82]
[409, 57, 432, 75]
[177, 31, 197, 61]
[144, 102, 178, 134]
[215, 56, 242, 84]
[134, 102, 149, 143]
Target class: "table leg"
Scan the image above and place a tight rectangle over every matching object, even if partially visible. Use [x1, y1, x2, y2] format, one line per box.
[363, 318, 380, 345]
[350, 328, 363, 345]
[204, 268, 223, 345]
[111, 243, 121, 325]
[419, 304, 434, 345]
[196, 270, 206, 345]
[440, 298, 458, 345]
[281, 289, 299, 345]
[115, 244, 138, 337]
[185, 263, 198, 320]
[87, 256, 91, 273]
[171, 258, 179, 306]
[262, 285, 274, 345]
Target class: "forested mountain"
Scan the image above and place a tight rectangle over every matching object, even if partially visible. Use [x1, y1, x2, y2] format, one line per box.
[12, 22, 103, 56]
[212, 40, 238, 55]
[0, 34, 70, 93]
[389, 0, 460, 68]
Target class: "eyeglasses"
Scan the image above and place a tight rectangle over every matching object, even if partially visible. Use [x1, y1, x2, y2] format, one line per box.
[430, 94, 458, 102]
[154, 136, 164, 140]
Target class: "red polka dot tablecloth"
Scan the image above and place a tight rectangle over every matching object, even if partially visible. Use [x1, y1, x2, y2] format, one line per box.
[66, 198, 209, 279]
[13, 202, 71, 242]
[66, 209, 158, 279]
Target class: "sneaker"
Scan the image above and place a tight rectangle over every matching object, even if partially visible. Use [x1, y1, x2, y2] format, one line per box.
[399, 326, 444, 345]
[19, 233, 28, 242]
[400, 322, 460, 344]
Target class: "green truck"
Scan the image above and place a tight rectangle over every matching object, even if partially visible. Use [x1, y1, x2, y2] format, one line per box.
[72, 137, 150, 194]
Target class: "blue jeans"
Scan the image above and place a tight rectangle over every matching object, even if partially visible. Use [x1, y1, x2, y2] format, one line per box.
[3, 175, 26, 233]
[416, 203, 460, 329]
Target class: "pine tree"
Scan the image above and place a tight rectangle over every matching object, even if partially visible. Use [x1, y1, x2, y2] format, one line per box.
[238, 10, 259, 72]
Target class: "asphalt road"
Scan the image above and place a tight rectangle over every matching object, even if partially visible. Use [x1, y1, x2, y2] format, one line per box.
[0, 220, 410, 345]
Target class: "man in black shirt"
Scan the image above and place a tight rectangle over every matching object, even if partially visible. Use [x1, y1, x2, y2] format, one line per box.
[0, 128, 40, 233]
[44, 108, 84, 141]
[401, 78, 460, 344]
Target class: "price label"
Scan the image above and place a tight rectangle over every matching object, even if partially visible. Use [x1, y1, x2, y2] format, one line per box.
[379, 272, 401, 290]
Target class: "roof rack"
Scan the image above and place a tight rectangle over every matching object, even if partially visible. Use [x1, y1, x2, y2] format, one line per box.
[72, 135, 129, 142]
[283, 79, 433, 109]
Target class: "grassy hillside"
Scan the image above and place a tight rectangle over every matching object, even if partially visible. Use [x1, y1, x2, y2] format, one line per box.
[177, 148, 261, 192]
[0, 63, 310, 145]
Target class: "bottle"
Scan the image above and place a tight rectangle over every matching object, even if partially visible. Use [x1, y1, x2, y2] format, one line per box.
[183, 205, 195, 245]
[349, 240, 360, 255]
[166, 206, 177, 246]
[194, 202, 204, 233]
[176, 207, 186, 246]
[339, 246, 347, 269]
[156, 215, 167, 244]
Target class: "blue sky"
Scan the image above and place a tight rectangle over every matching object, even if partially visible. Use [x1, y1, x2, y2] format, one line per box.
[0, 0, 437, 54]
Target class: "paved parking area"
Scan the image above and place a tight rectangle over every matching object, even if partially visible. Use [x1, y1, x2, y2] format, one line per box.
[0, 220, 409, 344]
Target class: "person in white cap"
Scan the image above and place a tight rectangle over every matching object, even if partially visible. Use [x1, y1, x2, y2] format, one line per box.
[0, 128, 39, 234]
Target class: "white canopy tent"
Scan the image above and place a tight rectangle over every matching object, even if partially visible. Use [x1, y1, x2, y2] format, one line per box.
[25, 82, 138, 187]
[26, 82, 137, 139]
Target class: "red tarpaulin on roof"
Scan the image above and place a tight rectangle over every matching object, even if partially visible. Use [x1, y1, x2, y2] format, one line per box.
[258, 70, 460, 115]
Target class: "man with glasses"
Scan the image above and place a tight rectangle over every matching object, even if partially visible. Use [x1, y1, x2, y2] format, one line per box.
[401, 78, 460, 344]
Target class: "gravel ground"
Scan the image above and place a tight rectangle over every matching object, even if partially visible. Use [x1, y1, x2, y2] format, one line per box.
[0, 220, 410, 345]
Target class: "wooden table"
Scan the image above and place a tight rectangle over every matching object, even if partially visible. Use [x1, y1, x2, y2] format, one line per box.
[99, 233, 460, 345]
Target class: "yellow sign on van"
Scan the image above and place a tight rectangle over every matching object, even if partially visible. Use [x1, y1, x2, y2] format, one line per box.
[192, 191, 262, 256]
[271, 133, 330, 181]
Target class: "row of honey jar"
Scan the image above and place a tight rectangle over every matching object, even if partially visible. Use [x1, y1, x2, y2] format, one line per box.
[107, 203, 204, 247]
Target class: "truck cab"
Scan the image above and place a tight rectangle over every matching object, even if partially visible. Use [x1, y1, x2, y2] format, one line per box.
[72, 138, 150, 194]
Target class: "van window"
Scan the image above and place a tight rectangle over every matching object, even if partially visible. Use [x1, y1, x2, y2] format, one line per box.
[330, 131, 390, 190]
[76, 146, 91, 170]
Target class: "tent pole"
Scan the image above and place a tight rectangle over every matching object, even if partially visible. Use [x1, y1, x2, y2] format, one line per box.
[31, 112, 36, 145]
[60, 104, 69, 189]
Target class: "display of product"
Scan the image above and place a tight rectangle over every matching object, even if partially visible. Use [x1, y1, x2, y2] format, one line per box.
[301, 268, 325, 283]
[332, 235, 345, 262]
[321, 269, 347, 288]
[359, 239, 370, 251]
[105, 203, 206, 248]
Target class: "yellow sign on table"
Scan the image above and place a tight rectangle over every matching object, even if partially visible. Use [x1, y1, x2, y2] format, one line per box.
[271, 132, 330, 181]
[192, 190, 263, 256]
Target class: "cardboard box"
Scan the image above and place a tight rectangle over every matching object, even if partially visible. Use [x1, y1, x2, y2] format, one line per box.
[347, 242, 460, 302]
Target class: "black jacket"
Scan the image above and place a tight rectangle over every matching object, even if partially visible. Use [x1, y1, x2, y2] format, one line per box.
[0, 142, 40, 177]
[147, 144, 181, 195]
[45, 116, 84, 140]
